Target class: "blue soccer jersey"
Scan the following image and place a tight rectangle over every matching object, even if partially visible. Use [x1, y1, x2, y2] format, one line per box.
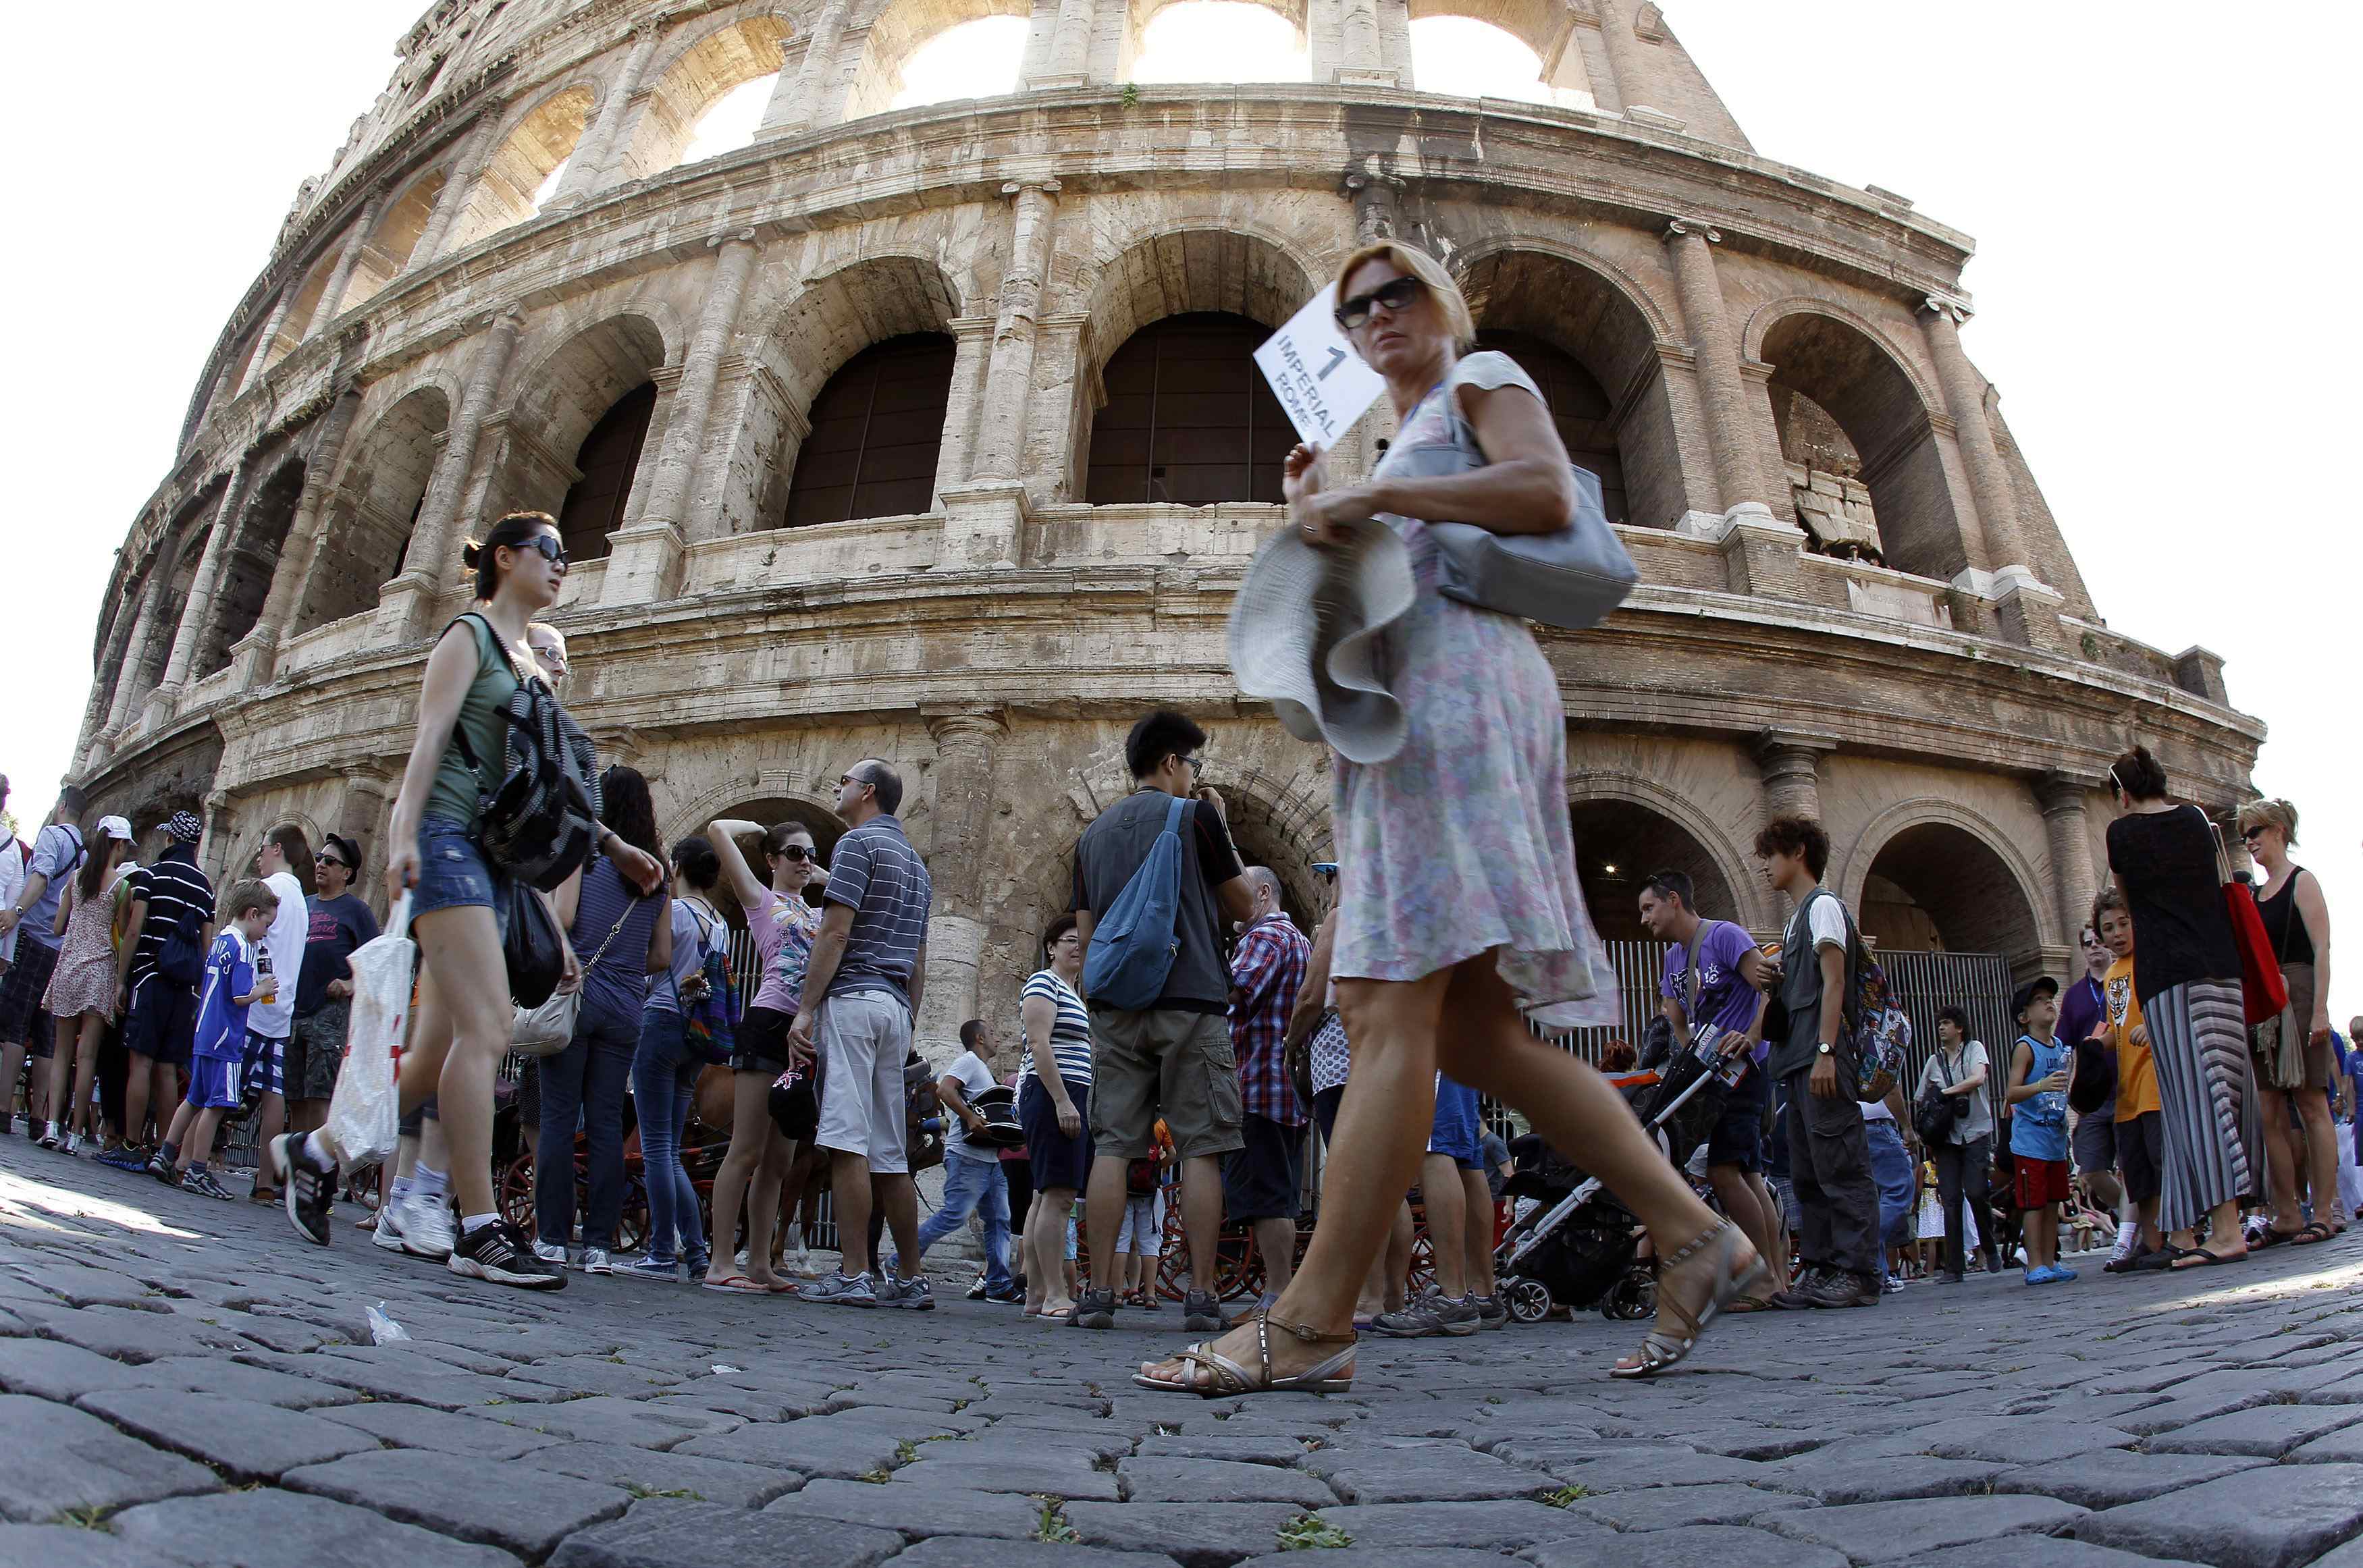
[191, 930, 254, 1063]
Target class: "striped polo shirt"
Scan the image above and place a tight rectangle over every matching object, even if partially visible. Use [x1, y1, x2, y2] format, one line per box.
[821, 813, 932, 1008]
[127, 844, 217, 993]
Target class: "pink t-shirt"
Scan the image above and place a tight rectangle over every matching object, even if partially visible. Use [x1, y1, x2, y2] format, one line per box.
[744, 889, 822, 1016]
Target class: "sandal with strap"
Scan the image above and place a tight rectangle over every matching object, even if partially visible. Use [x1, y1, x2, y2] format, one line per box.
[1133, 1311, 1357, 1397]
[1610, 1218, 1768, 1381]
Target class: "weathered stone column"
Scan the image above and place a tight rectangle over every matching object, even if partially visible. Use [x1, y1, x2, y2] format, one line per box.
[302, 194, 382, 340]
[200, 789, 240, 890]
[103, 570, 176, 738]
[604, 233, 758, 606]
[1032, 0, 1096, 88]
[2036, 772, 2098, 944]
[1594, 0, 1649, 114]
[1332, 0, 1394, 85]
[412, 114, 504, 266]
[378, 306, 525, 642]
[755, 37, 805, 132]
[1919, 295, 2019, 573]
[153, 462, 255, 705]
[552, 23, 666, 207]
[1662, 219, 1763, 517]
[940, 181, 1057, 566]
[760, 0, 853, 135]
[340, 765, 400, 921]
[932, 316, 997, 501]
[914, 709, 1005, 1066]
[234, 379, 367, 691]
[1753, 730, 1834, 825]
[237, 288, 302, 395]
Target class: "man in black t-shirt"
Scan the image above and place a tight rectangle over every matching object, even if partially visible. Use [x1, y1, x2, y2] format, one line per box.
[1070, 709, 1254, 1332]
[103, 810, 215, 1167]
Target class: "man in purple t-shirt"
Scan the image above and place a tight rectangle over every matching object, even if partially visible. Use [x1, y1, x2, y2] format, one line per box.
[1639, 869, 1784, 1297]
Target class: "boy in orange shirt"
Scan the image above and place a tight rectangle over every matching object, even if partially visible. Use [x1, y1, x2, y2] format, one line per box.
[2092, 888, 2165, 1270]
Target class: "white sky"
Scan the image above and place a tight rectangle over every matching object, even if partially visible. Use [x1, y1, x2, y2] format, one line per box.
[2, 3, 2354, 1025]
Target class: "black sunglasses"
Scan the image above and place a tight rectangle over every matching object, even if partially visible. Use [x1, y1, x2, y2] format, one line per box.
[1334, 275, 1426, 331]
[513, 534, 567, 567]
[316, 855, 348, 871]
[773, 844, 821, 863]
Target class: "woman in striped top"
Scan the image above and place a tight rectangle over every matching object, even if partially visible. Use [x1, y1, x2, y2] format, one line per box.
[1019, 913, 1092, 1319]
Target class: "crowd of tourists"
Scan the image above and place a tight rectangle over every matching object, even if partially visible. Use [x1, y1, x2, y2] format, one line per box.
[1, 241, 2342, 1401]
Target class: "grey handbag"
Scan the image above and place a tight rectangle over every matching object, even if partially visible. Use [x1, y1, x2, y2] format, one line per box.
[1387, 354, 1640, 630]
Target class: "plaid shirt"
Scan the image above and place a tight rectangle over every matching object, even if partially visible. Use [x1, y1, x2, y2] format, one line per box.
[1229, 912, 1310, 1125]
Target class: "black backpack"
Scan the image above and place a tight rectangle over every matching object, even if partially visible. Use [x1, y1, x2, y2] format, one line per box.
[448, 614, 604, 893]
[156, 888, 209, 989]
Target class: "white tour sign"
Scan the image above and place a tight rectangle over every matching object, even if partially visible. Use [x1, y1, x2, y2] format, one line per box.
[1254, 283, 1388, 451]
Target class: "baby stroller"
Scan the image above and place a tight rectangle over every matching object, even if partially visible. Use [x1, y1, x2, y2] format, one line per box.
[1493, 1033, 1732, 1323]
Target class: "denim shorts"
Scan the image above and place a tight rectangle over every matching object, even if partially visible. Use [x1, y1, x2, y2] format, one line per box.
[413, 815, 509, 927]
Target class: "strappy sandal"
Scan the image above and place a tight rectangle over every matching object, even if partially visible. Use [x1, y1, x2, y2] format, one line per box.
[2289, 1222, 2335, 1246]
[1610, 1219, 1768, 1381]
[1133, 1311, 1356, 1397]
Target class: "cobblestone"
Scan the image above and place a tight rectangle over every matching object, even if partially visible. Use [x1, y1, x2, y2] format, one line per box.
[4, 1145, 2362, 1567]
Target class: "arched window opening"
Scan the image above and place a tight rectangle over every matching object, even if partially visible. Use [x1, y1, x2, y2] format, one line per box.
[893, 16, 1028, 109]
[257, 252, 342, 376]
[1086, 313, 1292, 506]
[782, 334, 957, 526]
[629, 17, 795, 175]
[1477, 329, 1627, 526]
[298, 389, 450, 635]
[846, 0, 1030, 121]
[1759, 312, 1963, 582]
[1408, 16, 1587, 107]
[338, 171, 447, 313]
[1769, 384, 1881, 564]
[1127, 1, 1309, 84]
[195, 462, 308, 682]
[558, 382, 658, 562]
[1570, 799, 1739, 946]
[1859, 823, 2043, 967]
[450, 86, 594, 250]
[701, 803, 848, 931]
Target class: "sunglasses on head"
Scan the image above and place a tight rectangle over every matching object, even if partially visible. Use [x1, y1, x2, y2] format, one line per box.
[1333, 274, 1426, 331]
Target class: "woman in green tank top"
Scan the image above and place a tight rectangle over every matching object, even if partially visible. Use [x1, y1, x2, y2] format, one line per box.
[267, 512, 661, 1290]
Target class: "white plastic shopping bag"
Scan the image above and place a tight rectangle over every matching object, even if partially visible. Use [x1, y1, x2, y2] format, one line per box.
[324, 893, 413, 1168]
[2338, 1119, 2362, 1222]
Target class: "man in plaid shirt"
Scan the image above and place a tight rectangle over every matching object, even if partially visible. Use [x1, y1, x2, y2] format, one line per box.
[1225, 867, 1312, 1308]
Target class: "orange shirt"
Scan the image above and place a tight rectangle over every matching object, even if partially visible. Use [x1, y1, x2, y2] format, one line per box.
[2104, 955, 2158, 1118]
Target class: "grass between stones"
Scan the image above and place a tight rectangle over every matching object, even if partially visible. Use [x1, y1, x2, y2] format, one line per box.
[1539, 1486, 1592, 1507]
[1276, 1513, 1352, 1550]
[1034, 1497, 1081, 1544]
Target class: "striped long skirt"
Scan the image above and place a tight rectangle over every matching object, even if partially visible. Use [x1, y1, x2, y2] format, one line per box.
[2144, 977, 2264, 1235]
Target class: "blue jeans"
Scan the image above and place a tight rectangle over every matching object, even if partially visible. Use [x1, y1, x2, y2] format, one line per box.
[535, 996, 638, 1249]
[911, 1151, 1013, 1291]
[633, 1008, 706, 1266]
[1865, 1117, 1916, 1284]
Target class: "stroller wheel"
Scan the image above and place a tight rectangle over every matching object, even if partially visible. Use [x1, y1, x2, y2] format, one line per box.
[1603, 1264, 1656, 1322]
[1504, 1276, 1554, 1324]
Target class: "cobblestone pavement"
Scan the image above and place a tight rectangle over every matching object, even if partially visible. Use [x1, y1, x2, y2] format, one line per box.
[4, 1143, 2362, 1568]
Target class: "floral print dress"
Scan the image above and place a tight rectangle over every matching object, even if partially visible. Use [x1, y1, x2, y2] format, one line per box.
[1328, 351, 1620, 1030]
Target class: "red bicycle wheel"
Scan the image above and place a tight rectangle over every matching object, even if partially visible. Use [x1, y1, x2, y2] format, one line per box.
[497, 1152, 534, 1231]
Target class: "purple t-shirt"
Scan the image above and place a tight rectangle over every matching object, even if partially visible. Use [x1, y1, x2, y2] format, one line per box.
[1662, 920, 1763, 1048]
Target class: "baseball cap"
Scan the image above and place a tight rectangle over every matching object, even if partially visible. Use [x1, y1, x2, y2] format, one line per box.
[2011, 975, 2060, 1020]
[96, 815, 133, 842]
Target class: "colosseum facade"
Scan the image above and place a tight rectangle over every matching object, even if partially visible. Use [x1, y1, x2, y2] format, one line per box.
[74, 0, 2261, 1058]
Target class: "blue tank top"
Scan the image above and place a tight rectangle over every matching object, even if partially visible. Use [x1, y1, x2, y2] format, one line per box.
[2009, 1034, 2071, 1162]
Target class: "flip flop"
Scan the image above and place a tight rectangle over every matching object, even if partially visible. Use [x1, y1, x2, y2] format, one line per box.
[2170, 1247, 2248, 1270]
[2289, 1223, 2335, 1246]
[701, 1276, 771, 1295]
[2255, 1228, 2295, 1249]
[762, 1278, 801, 1294]
[1039, 1303, 1076, 1322]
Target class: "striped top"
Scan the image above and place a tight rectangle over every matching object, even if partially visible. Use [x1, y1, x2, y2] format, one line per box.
[126, 844, 216, 994]
[1020, 969, 1092, 1086]
[820, 813, 932, 1007]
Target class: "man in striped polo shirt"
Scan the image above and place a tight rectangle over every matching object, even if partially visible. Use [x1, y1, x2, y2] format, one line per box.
[790, 759, 935, 1308]
[103, 810, 215, 1168]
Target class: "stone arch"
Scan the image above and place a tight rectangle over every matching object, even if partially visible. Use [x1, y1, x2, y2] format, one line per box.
[1212, 763, 1335, 936]
[1838, 796, 2054, 968]
[845, 0, 1032, 120]
[1122, 0, 1312, 83]
[336, 167, 448, 313]
[231, 810, 329, 895]
[1404, 0, 1596, 103]
[193, 458, 308, 683]
[256, 248, 346, 377]
[1456, 240, 1688, 529]
[745, 254, 964, 526]
[297, 385, 453, 635]
[1745, 299, 1970, 583]
[1568, 772, 1763, 940]
[660, 782, 848, 927]
[625, 12, 796, 177]
[497, 313, 672, 556]
[448, 81, 598, 252]
[1071, 225, 1323, 504]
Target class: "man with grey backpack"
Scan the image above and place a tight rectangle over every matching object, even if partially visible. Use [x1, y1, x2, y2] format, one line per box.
[1071, 709, 1256, 1332]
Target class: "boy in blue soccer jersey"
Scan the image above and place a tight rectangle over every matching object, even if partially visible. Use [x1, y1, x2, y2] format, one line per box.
[151, 880, 277, 1200]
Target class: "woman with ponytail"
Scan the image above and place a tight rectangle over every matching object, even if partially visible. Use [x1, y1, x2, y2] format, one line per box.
[269, 511, 661, 1289]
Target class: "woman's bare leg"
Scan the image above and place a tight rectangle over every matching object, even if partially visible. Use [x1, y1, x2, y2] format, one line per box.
[744, 1131, 795, 1286]
[407, 906, 509, 1220]
[706, 1072, 773, 1284]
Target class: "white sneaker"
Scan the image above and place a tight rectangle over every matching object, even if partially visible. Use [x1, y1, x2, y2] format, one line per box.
[68, 1131, 95, 1156]
[2109, 1222, 2139, 1264]
[580, 1247, 613, 1276]
[531, 1239, 569, 1266]
[373, 1200, 409, 1252]
[391, 1195, 455, 1261]
[734, 1248, 749, 1272]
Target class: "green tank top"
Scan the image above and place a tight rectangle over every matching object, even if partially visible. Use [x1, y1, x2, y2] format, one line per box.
[423, 615, 523, 828]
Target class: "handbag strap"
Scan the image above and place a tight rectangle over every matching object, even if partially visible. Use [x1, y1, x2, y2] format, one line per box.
[576, 890, 639, 973]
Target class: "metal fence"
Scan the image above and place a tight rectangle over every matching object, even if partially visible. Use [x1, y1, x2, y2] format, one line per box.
[1876, 948, 2019, 1126]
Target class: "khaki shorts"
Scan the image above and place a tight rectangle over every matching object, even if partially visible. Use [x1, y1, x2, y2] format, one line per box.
[814, 992, 912, 1175]
[1088, 1007, 1243, 1162]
